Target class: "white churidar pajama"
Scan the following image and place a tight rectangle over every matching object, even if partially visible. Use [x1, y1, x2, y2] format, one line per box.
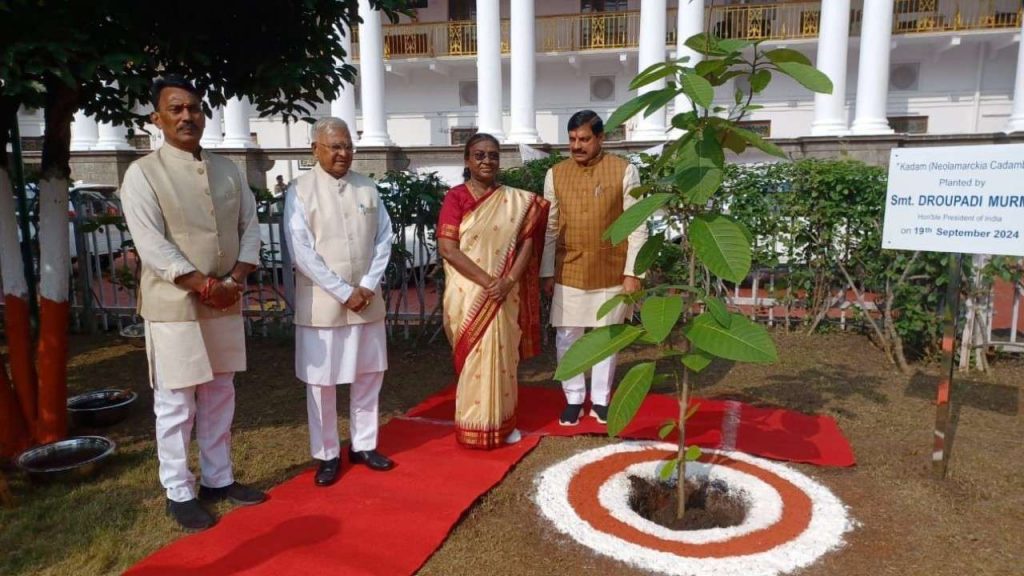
[284, 184, 392, 459]
[121, 158, 259, 503]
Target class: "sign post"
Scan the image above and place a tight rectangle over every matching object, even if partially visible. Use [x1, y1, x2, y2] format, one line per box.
[883, 143, 1024, 479]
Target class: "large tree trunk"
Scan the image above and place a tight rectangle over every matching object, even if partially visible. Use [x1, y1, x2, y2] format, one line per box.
[32, 80, 78, 443]
[0, 107, 36, 457]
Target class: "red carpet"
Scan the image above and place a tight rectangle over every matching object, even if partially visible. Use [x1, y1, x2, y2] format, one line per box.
[127, 386, 853, 575]
[126, 418, 539, 576]
[408, 385, 855, 468]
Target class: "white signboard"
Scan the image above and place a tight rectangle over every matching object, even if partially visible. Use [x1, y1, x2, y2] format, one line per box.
[883, 144, 1024, 256]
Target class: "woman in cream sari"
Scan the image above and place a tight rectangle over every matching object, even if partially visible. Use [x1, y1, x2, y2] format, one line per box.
[437, 134, 549, 449]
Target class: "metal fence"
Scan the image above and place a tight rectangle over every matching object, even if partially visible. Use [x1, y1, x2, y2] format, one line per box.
[65, 194, 443, 341]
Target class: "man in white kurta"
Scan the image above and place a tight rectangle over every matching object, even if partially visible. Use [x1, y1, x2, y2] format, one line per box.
[541, 110, 648, 427]
[284, 117, 394, 487]
[120, 76, 266, 532]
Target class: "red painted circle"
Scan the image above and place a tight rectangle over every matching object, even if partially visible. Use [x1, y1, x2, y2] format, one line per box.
[567, 450, 813, 558]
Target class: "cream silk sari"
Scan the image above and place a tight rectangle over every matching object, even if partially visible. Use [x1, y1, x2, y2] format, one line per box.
[442, 185, 547, 449]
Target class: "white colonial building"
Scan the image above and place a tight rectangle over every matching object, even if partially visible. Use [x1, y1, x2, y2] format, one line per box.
[16, 0, 1024, 186]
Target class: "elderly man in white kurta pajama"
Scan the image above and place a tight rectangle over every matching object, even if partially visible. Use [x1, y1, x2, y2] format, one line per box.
[284, 117, 395, 488]
[120, 76, 266, 533]
[542, 110, 648, 427]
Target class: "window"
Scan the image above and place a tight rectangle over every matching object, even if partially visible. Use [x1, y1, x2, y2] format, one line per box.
[408, 0, 428, 7]
[604, 124, 626, 142]
[888, 116, 928, 134]
[458, 81, 478, 107]
[738, 120, 771, 138]
[580, 0, 628, 12]
[449, 0, 474, 21]
[451, 127, 478, 146]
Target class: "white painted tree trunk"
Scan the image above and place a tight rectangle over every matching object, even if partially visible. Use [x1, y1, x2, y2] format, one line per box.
[0, 167, 28, 299]
[36, 177, 70, 303]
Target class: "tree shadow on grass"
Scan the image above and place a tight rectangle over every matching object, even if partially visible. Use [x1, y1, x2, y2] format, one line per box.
[719, 365, 889, 418]
[905, 371, 1021, 471]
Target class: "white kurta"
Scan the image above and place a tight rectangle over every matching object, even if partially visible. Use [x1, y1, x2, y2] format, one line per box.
[120, 153, 260, 389]
[540, 162, 647, 328]
[283, 182, 392, 385]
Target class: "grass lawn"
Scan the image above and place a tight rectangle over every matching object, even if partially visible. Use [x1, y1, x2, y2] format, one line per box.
[1, 330, 1022, 575]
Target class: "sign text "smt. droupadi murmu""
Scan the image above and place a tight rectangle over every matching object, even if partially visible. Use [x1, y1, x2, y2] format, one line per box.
[882, 144, 1024, 256]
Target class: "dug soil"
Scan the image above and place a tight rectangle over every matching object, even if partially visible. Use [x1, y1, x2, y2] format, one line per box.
[627, 475, 748, 531]
[1, 329, 1021, 576]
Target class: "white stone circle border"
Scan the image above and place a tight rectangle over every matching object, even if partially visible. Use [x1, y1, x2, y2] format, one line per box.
[534, 441, 856, 576]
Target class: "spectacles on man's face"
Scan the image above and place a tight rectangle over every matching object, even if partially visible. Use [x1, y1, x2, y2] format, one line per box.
[471, 151, 500, 162]
[318, 142, 354, 154]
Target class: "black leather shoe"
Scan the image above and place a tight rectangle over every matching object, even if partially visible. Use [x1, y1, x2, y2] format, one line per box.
[314, 457, 341, 487]
[590, 404, 609, 424]
[348, 448, 394, 471]
[166, 498, 216, 532]
[559, 403, 584, 426]
[198, 482, 266, 506]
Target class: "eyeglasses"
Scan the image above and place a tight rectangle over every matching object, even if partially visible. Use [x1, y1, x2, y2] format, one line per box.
[318, 143, 353, 154]
[471, 151, 500, 162]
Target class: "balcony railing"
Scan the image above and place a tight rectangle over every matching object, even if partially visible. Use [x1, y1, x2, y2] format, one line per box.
[351, 1, 1022, 61]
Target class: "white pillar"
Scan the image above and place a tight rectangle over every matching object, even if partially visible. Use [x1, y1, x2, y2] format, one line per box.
[851, 0, 894, 135]
[507, 0, 539, 143]
[357, 0, 392, 146]
[200, 105, 224, 148]
[222, 97, 255, 148]
[1006, 21, 1024, 132]
[70, 111, 98, 151]
[331, 23, 359, 133]
[811, 0, 851, 135]
[631, 0, 668, 141]
[476, 0, 505, 139]
[674, 0, 705, 118]
[94, 121, 133, 150]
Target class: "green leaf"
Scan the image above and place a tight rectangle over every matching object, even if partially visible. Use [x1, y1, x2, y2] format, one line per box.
[689, 214, 751, 282]
[681, 350, 713, 373]
[704, 296, 731, 327]
[685, 312, 778, 363]
[644, 85, 683, 118]
[596, 294, 627, 321]
[717, 38, 753, 53]
[722, 130, 748, 154]
[640, 296, 684, 343]
[681, 72, 714, 109]
[695, 59, 727, 76]
[554, 325, 645, 381]
[603, 193, 672, 245]
[774, 61, 833, 94]
[764, 48, 812, 66]
[670, 111, 699, 131]
[606, 92, 654, 133]
[750, 69, 772, 93]
[729, 126, 786, 158]
[607, 362, 656, 437]
[658, 456, 680, 480]
[684, 445, 703, 461]
[684, 33, 719, 56]
[658, 420, 676, 439]
[634, 233, 665, 276]
[630, 61, 681, 91]
[677, 167, 724, 205]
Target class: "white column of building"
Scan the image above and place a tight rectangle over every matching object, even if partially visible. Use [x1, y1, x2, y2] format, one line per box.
[1006, 20, 1024, 132]
[70, 111, 98, 151]
[674, 0, 704, 118]
[222, 97, 255, 148]
[94, 121, 133, 150]
[199, 104, 224, 148]
[851, 0, 895, 135]
[476, 0, 505, 139]
[507, 0, 539, 143]
[331, 23, 359, 131]
[357, 0, 392, 146]
[631, 0, 668, 141]
[811, 0, 851, 135]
